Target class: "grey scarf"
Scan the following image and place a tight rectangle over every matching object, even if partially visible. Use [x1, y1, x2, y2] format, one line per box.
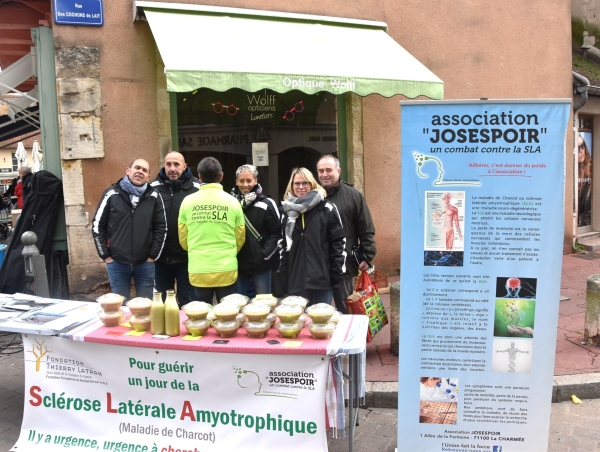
[119, 176, 147, 209]
[281, 190, 324, 251]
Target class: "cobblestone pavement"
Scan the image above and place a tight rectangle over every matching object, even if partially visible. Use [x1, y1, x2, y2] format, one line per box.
[2, 343, 600, 452]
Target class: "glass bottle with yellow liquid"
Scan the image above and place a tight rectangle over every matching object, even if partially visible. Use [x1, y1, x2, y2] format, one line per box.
[164, 290, 180, 337]
[150, 292, 165, 335]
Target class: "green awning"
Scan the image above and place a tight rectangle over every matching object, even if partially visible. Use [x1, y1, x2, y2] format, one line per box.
[135, 2, 443, 99]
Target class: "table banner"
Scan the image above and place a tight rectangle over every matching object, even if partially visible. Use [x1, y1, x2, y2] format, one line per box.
[398, 100, 570, 452]
[13, 335, 329, 452]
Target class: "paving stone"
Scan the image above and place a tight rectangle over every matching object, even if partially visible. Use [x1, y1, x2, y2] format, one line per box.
[365, 410, 398, 426]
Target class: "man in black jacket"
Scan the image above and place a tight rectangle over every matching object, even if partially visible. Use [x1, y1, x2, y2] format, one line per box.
[92, 158, 167, 300]
[151, 152, 201, 305]
[317, 155, 377, 313]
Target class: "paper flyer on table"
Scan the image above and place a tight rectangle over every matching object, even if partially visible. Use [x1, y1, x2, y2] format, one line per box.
[398, 100, 570, 452]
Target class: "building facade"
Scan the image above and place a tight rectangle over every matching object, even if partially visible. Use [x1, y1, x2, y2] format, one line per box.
[42, 0, 573, 295]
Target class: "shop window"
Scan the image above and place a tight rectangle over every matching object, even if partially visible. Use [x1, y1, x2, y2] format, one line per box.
[578, 115, 593, 228]
[176, 88, 337, 197]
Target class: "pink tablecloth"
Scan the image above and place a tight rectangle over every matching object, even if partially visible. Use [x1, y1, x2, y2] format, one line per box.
[69, 311, 356, 356]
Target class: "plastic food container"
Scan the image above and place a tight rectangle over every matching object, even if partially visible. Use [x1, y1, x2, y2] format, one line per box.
[306, 303, 336, 324]
[275, 321, 303, 339]
[243, 321, 271, 338]
[129, 315, 151, 332]
[183, 318, 211, 337]
[266, 311, 277, 325]
[212, 320, 241, 338]
[330, 310, 342, 324]
[308, 322, 336, 340]
[98, 309, 124, 327]
[220, 294, 250, 308]
[97, 293, 125, 312]
[275, 304, 303, 324]
[243, 303, 271, 322]
[182, 301, 212, 321]
[127, 297, 152, 317]
[251, 294, 278, 309]
[280, 296, 308, 309]
[213, 303, 240, 322]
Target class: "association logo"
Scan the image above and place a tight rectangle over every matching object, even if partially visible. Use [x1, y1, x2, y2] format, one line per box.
[492, 446, 502, 452]
[233, 367, 297, 399]
[27, 339, 52, 372]
[25, 338, 104, 383]
[414, 152, 481, 186]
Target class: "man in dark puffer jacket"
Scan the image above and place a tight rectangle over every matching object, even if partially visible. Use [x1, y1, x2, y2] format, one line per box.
[151, 152, 201, 305]
[317, 155, 377, 313]
[92, 158, 167, 300]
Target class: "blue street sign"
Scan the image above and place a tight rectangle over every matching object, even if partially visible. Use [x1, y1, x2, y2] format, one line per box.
[53, 0, 104, 26]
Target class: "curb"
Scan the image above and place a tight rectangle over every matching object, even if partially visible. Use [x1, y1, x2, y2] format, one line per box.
[552, 373, 600, 402]
[364, 374, 600, 408]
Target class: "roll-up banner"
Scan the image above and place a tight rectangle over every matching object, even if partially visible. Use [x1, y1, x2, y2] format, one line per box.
[398, 100, 570, 452]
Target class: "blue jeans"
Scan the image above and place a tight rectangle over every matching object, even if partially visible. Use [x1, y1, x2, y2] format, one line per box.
[106, 261, 155, 300]
[234, 271, 271, 297]
[293, 288, 334, 308]
[155, 261, 194, 305]
[194, 284, 236, 305]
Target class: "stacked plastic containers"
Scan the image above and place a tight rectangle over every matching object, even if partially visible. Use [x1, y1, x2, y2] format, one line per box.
[97, 293, 126, 327]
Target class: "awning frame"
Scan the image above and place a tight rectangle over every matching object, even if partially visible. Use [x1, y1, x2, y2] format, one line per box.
[133, 2, 443, 99]
[134, 1, 388, 31]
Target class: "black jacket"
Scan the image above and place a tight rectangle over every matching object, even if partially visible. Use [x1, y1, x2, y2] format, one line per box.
[231, 185, 282, 275]
[325, 180, 376, 276]
[279, 200, 346, 293]
[22, 171, 33, 206]
[151, 167, 201, 263]
[92, 179, 167, 265]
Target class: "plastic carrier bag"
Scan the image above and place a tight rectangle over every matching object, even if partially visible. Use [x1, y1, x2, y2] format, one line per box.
[346, 271, 389, 343]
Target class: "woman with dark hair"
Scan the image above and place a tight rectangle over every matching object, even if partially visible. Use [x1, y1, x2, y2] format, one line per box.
[230, 164, 281, 295]
[578, 133, 593, 227]
[278, 167, 346, 307]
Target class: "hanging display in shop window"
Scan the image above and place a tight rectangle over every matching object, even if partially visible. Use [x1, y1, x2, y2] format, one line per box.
[578, 131, 592, 228]
[177, 88, 328, 127]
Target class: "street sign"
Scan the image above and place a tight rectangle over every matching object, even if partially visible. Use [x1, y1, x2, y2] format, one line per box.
[53, 0, 104, 26]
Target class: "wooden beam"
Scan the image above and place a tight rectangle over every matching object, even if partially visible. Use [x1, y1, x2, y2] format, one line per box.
[18, 1, 52, 16]
[0, 24, 36, 30]
[0, 50, 29, 56]
[0, 38, 32, 45]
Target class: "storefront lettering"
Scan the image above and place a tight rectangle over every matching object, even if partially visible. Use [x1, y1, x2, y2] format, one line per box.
[283, 77, 325, 90]
[247, 91, 276, 112]
[251, 113, 274, 121]
[282, 76, 356, 91]
[329, 79, 357, 90]
[179, 134, 249, 148]
[308, 136, 337, 142]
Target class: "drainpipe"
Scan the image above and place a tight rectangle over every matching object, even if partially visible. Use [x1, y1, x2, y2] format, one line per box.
[573, 71, 590, 245]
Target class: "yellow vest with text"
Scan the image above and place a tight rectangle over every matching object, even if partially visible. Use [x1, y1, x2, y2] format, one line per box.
[178, 183, 245, 287]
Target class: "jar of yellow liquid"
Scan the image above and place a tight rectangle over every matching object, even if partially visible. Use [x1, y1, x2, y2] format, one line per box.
[164, 290, 180, 337]
[150, 292, 165, 335]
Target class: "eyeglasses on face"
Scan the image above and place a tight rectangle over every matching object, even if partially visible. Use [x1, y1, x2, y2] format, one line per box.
[283, 101, 304, 121]
[293, 181, 310, 188]
[212, 102, 239, 116]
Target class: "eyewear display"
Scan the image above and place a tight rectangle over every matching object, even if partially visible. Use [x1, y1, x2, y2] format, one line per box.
[283, 101, 304, 121]
[212, 102, 239, 116]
